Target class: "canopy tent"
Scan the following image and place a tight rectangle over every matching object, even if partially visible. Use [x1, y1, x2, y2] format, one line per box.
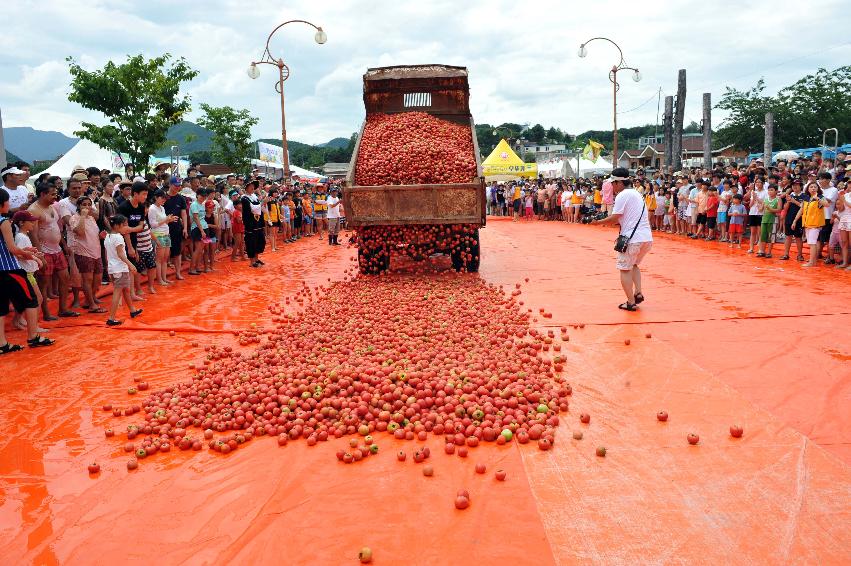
[482, 139, 537, 180]
[39, 139, 126, 179]
[565, 155, 612, 178]
[249, 159, 325, 183]
[39, 139, 190, 180]
[537, 159, 567, 179]
[747, 144, 851, 164]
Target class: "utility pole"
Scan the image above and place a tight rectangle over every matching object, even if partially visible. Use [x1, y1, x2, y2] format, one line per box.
[764, 112, 774, 165]
[672, 69, 686, 171]
[663, 95, 673, 171]
[702, 93, 712, 170]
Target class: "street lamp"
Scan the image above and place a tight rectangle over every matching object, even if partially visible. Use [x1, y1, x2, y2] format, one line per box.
[577, 37, 640, 168]
[248, 20, 326, 182]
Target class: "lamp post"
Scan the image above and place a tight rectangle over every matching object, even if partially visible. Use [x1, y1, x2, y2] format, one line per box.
[248, 20, 326, 182]
[578, 38, 640, 169]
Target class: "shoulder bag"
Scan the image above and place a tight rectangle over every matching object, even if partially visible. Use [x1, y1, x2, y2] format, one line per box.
[614, 198, 646, 253]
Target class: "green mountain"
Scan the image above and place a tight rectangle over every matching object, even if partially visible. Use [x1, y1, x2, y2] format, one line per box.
[3, 127, 77, 162]
[318, 137, 350, 149]
[156, 121, 214, 156]
[256, 136, 356, 170]
[5, 149, 25, 166]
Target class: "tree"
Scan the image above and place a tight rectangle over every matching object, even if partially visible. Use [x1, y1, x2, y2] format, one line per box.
[546, 127, 566, 143]
[716, 66, 851, 152]
[523, 152, 536, 163]
[67, 54, 198, 173]
[196, 104, 259, 174]
[528, 124, 546, 143]
[683, 120, 702, 134]
[188, 150, 212, 164]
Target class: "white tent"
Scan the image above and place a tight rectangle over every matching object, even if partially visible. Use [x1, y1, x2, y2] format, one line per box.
[39, 139, 126, 179]
[565, 155, 612, 178]
[537, 159, 567, 179]
[250, 159, 324, 182]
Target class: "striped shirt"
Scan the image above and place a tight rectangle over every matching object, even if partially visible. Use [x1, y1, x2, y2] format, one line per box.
[0, 217, 22, 271]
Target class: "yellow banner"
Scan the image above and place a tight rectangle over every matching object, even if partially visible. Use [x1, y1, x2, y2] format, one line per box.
[483, 163, 538, 177]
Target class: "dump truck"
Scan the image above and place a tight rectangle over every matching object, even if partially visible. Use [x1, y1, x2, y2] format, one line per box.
[342, 64, 486, 273]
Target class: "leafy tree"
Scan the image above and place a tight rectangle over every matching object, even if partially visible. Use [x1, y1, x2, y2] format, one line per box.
[523, 152, 536, 163]
[684, 120, 702, 134]
[67, 53, 198, 173]
[546, 127, 567, 143]
[188, 150, 212, 164]
[716, 66, 851, 152]
[528, 124, 546, 143]
[196, 104, 259, 175]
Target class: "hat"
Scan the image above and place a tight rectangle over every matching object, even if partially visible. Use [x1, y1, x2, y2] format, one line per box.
[72, 165, 86, 173]
[71, 173, 88, 182]
[153, 162, 171, 171]
[118, 180, 133, 189]
[12, 210, 37, 223]
[1, 166, 24, 177]
[207, 175, 216, 183]
[229, 190, 239, 198]
[244, 179, 259, 190]
[133, 176, 146, 183]
[169, 175, 180, 186]
[609, 167, 630, 182]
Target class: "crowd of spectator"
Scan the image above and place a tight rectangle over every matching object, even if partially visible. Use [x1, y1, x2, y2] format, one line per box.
[0, 161, 344, 353]
[487, 150, 850, 268]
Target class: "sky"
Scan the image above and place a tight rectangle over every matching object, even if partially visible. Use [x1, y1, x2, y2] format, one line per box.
[2, 0, 849, 147]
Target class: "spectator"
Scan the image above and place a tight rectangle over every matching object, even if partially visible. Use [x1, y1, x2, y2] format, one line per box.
[104, 214, 141, 326]
[241, 180, 266, 268]
[11, 210, 47, 333]
[1, 165, 30, 214]
[836, 183, 851, 268]
[230, 190, 246, 260]
[202, 189, 218, 272]
[792, 182, 827, 268]
[757, 185, 781, 258]
[118, 181, 154, 299]
[69, 195, 106, 313]
[148, 189, 178, 286]
[0, 190, 55, 352]
[780, 179, 806, 261]
[817, 172, 838, 264]
[728, 194, 747, 246]
[188, 188, 209, 275]
[164, 176, 188, 280]
[326, 187, 342, 245]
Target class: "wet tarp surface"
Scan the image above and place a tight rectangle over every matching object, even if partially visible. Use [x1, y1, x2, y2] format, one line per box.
[1, 219, 849, 564]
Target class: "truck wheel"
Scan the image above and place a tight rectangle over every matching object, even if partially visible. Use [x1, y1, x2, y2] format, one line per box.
[465, 229, 480, 272]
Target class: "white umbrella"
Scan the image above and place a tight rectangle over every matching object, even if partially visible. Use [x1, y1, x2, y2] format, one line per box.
[773, 150, 800, 162]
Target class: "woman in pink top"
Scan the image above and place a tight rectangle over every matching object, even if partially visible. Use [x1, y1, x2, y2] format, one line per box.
[70, 196, 106, 313]
[601, 180, 614, 214]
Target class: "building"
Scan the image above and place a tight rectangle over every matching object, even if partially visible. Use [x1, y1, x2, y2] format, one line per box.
[513, 139, 567, 160]
[618, 133, 748, 170]
[322, 162, 350, 180]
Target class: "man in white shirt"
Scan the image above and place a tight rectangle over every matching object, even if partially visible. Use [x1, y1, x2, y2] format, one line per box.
[593, 167, 652, 311]
[817, 172, 838, 263]
[326, 187, 342, 246]
[1, 166, 31, 214]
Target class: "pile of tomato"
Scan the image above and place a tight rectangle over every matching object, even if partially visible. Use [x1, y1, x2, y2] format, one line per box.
[109, 274, 568, 464]
[354, 112, 477, 186]
[357, 224, 479, 273]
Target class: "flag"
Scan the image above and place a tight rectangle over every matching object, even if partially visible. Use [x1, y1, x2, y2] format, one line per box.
[582, 140, 604, 161]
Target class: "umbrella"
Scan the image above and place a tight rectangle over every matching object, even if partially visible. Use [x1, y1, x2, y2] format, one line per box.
[773, 150, 800, 162]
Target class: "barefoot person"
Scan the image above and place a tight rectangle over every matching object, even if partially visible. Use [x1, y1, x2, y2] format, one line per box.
[593, 167, 653, 311]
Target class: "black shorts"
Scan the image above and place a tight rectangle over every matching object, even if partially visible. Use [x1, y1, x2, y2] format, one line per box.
[748, 215, 763, 227]
[706, 217, 717, 230]
[784, 222, 803, 238]
[513, 199, 521, 212]
[190, 227, 203, 242]
[168, 221, 183, 258]
[696, 213, 707, 226]
[818, 220, 832, 243]
[0, 269, 39, 315]
[132, 249, 157, 271]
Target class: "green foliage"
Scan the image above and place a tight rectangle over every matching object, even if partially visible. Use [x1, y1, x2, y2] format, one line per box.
[157, 121, 213, 155]
[67, 53, 198, 173]
[475, 123, 571, 156]
[188, 150, 212, 164]
[716, 66, 851, 152]
[528, 124, 546, 143]
[523, 152, 536, 163]
[197, 104, 259, 175]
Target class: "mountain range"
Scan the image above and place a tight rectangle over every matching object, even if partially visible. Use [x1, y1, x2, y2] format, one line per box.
[2, 122, 347, 164]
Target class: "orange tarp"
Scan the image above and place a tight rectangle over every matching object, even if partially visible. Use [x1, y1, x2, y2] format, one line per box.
[1, 220, 849, 564]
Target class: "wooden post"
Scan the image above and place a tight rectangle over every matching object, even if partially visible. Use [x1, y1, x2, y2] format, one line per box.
[702, 93, 712, 169]
[764, 112, 774, 165]
[663, 96, 673, 170]
[672, 69, 686, 171]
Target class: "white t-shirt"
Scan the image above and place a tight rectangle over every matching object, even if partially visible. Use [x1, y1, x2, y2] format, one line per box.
[2, 184, 30, 210]
[838, 193, 851, 222]
[612, 188, 652, 243]
[148, 203, 170, 236]
[104, 232, 129, 274]
[821, 185, 838, 220]
[749, 188, 768, 215]
[14, 232, 39, 273]
[326, 195, 341, 219]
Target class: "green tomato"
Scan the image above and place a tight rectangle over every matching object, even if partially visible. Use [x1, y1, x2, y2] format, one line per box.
[387, 422, 399, 432]
[501, 429, 513, 441]
[537, 404, 548, 413]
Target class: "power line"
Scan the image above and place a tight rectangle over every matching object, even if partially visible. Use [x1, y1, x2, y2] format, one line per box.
[617, 88, 661, 114]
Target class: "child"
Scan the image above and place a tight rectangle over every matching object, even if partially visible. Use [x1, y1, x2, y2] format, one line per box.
[203, 190, 218, 272]
[524, 193, 534, 220]
[230, 191, 246, 261]
[69, 196, 106, 312]
[666, 189, 676, 232]
[717, 185, 731, 242]
[757, 185, 781, 258]
[654, 188, 666, 231]
[188, 189, 208, 275]
[728, 194, 747, 246]
[11, 211, 47, 333]
[705, 188, 719, 241]
[104, 214, 141, 326]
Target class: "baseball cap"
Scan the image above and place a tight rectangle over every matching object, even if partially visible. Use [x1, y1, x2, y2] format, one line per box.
[170, 175, 180, 186]
[12, 210, 37, 223]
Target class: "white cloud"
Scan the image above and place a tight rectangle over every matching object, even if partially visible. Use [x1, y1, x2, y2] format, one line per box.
[2, 0, 849, 147]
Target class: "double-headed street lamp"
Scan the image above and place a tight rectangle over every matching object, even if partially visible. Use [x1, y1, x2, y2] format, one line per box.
[578, 37, 641, 167]
[248, 20, 327, 182]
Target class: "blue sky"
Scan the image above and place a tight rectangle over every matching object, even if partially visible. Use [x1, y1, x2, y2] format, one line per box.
[2, 0, 849, 145]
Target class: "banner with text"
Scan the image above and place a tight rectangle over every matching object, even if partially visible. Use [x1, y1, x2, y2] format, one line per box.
[257, 141, 288, 165]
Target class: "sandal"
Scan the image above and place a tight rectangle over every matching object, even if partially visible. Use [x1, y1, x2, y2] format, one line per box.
[779, 255, 789, 260]
[106, 319, 123, 326]
[796, 255, 805, 261]
[58, 311, 80, 318]
[27, 335, 55, 348]
[764, 253, 772, 258]
[634, 292, 645, 305]
[0, 343, 25, 354]
[130, 309, 143, 319]
[88, 307, 108, 314]
[618, 302, 638, 311]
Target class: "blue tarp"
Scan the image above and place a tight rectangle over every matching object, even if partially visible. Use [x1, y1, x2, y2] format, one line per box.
[747, 143, 851, 163]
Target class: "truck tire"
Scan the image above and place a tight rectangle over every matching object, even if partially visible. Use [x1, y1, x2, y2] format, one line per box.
[451, 229, 480, 272]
